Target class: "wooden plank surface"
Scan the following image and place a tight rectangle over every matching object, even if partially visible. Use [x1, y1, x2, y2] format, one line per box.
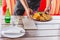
[1, 16, 60, 40]
[1, 30, 60, 40]
[1, 37, 59, 40]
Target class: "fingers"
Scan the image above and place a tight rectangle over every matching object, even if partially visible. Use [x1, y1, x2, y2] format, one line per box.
[26, 8, 33, 18]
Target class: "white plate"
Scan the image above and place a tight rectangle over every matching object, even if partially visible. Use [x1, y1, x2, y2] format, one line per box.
[2, 27, 25, 38]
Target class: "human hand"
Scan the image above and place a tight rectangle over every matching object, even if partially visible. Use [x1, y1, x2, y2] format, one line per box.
[26, 8, 33, 18]
[44, 8, 48, 12]
[44, 8, 50, 14]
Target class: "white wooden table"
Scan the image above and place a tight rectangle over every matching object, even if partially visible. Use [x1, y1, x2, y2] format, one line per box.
[0, 16, 60, 40]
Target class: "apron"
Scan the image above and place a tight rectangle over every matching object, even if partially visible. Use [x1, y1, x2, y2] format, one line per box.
[14, 0, 40, 15]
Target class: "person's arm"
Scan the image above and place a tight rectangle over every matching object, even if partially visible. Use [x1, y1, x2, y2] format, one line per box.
[20, 0, 30, 17]
[44, 0, 51, 11]
[19, 0, 29, 11]
[49, 0, 56, 14]
[25, 0, 29, 8]
[55, 0, 59, 14]
[59, 0, 60, 13]
[19, 0, 33, 17]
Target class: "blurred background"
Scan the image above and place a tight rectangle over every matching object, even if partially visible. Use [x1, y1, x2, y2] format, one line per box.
[0, 0, 2, 7]
[0, 0, 2, 15]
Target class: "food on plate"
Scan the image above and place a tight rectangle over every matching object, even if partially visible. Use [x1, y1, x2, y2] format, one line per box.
[39, 15, 45, 21]
[32, 12, 40, 20]
[32, 11, 52, 22]
[42, 12, 49, 20]
[45, 12, 52, 20]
